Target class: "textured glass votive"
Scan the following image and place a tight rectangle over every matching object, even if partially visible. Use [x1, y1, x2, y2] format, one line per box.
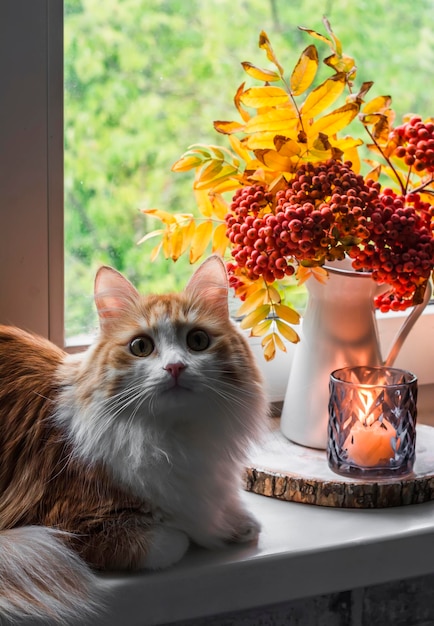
[327, 366, 418, 478]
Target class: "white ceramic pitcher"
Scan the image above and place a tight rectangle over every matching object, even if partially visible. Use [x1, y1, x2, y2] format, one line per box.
[280, 259, 432, 449]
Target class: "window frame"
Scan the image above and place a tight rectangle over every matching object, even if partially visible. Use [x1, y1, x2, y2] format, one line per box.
[1, 0, 433, 386]
[0, 0, 63, 347]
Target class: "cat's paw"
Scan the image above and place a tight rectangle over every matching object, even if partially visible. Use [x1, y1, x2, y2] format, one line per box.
[141, 527, 190, 570]
[227, 511, 261, 545]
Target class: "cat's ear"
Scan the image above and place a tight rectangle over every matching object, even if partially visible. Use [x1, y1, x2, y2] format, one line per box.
[185, 256, 229, 319]
[94, 266, 139, 325]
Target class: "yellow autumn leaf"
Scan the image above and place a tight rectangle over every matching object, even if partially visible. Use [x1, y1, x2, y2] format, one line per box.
[362, 95, 392, 115]
[141, 208, 177, 225]
[276, 319, 300, 344]
[308, 102, 359, 137]
[179, 219, 196, 257]
[228, 135, 252, 163]
[170, 225, 185, 262]
[236, 287, 268, 316]
[323, 53, 356, 75]
[274, 303, 301, 325]
[244, 108, 298, 134]
[162, 232, 171, 259]
[265, 283, 281, 304]
[136, 228, 164, 246]
[150, 241, 162, 262]
[261, 334, 276, 361]
[197, 159, 223, 183]
[250, 319, 272, 337]
[171, 154, 204, 172]
[212, 223, 229, 257]
[193, 164, 239, 190]
[300, 74, 346, 119]
[240, 86, 290, 109]
[213, 120, 245, 135]
[188, 220, 213, 264]
[342, 144, 361, 173]
[208, 192, 229, 220]
[241, 62, 281, 82]
[274, 136, 301, 157]
[247, 132, 280, 151]
[194, 189, 213, 217]
[239, 303, 271, 330]
[272, 330, 287, 352]
[211, 178, 244, 194]
[298, 26, 333, 49]
[255, 149, 295, 172]
[322, 16, 342, 55]
[290, 45, 319, 97]
[258, 31, 284, 75]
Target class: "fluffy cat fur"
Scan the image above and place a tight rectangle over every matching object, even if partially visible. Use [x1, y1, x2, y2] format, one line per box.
[0, 256, 267, 624]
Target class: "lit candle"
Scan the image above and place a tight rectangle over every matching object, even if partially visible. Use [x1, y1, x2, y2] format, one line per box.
[344, 418, 398, 467]
[328, 365, 417, 478]
[343, 386, 399, 467]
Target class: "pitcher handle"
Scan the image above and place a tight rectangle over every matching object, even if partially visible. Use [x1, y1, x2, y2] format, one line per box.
[384, 280, 432, 367]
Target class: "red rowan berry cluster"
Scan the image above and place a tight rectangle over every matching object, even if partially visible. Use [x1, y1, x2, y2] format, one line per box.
[225, 160, 383, 283]
[273, 160, 381, 262]
[225, 184, 297, 283]
[391, 116, 434, 173]
[350, 189, 434, 311]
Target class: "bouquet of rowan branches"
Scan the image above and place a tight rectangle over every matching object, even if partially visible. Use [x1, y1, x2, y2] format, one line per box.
[141, 18, 434, 360]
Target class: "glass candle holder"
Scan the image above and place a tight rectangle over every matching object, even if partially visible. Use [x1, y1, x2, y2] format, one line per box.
[327, 366, 418, 478]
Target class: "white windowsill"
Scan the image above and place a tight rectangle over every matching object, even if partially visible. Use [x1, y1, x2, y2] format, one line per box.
[88, 491, 434, 626]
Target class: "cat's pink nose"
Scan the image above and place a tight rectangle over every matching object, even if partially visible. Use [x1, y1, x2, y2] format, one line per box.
[164, 362, 186, 379]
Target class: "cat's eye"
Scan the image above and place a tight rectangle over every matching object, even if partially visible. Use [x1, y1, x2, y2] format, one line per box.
[129, 336, 154, 357]
[186, 329, 210, 352]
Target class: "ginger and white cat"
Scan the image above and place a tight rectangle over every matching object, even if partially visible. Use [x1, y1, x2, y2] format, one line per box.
[0, 256, 267, 624]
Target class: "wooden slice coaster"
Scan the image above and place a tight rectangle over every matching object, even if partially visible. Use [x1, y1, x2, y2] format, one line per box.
[244, 421, 434, 508]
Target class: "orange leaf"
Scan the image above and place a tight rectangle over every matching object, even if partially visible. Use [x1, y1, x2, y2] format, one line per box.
[276, 319, 300, 344]
[290, 45, 319, 97]
[296, 265, 329, 285]
[189, 220, 213, 263]
[261, 333, 276, 361]
[274, 303, 300, 325]
[234, 82, 251, 123]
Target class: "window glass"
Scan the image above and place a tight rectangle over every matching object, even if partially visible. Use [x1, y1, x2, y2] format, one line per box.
[64, 0, 434, 341]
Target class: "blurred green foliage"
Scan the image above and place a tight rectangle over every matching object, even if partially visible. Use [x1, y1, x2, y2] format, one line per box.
[64, 0, 434, 338]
